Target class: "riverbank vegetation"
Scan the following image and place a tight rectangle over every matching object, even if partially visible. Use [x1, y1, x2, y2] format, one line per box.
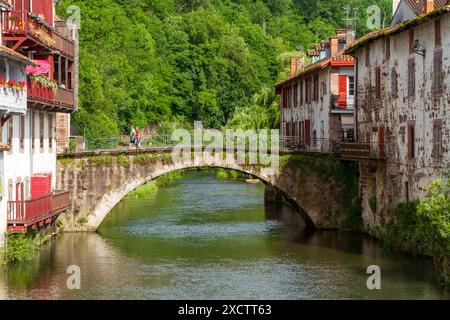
[0, 231, 54, 264]
[383, 176, 450, 287]
[56, 0, 390, 137]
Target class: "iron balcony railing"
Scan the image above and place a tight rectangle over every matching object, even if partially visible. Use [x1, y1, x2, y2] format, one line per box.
[281, 136, 340, 153]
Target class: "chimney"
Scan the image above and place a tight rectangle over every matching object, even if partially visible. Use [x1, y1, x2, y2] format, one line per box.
[330, 37, 338, 57]
[393, 0, 401, 15]
[290, 57, 303, 75]
[424, 0, 434, 14]
[346, 25, 356, 46]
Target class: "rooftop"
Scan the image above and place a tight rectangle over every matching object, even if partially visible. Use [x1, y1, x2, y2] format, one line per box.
[0, 45, 39, 66]
[346, 4, 450, 54]
[275, 53, 354, 90]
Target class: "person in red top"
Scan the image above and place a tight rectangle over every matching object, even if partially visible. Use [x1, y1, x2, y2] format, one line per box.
[135, 127, 142, 149]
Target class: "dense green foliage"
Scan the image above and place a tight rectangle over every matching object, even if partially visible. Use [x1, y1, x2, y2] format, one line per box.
[385, 177, 450, 257]
[384, 176, 450, 286]
[57, 0, 390, 136]
[0, 233, 36, 264]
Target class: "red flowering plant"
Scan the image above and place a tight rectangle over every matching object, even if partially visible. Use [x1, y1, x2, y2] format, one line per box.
[5, 79, 27, 91]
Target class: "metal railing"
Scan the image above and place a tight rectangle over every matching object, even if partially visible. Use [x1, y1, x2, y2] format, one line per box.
[281, 137, 339, 153]
[84, 137, 120, 151]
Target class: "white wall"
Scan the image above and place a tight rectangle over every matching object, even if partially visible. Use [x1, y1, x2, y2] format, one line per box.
[31, 110, 57, 189]
[0, 113, 33, 243]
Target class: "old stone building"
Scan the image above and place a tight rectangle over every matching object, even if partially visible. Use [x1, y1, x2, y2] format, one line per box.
[275, 29, 355, 152]
[344, 1, 450, 229]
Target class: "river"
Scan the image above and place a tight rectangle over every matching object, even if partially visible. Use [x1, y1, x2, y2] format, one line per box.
[0, 171, 448, 300]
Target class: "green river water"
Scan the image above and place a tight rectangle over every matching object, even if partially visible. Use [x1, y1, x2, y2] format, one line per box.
[0, 171, 448, 299]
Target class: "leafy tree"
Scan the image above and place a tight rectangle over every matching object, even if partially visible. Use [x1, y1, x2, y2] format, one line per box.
[57, 0, 390, 136]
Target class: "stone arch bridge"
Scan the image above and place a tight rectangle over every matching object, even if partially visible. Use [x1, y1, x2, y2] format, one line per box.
[56, 148, 357, 231]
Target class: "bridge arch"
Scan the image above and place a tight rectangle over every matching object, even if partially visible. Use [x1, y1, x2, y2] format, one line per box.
[57, 151, 352, 231]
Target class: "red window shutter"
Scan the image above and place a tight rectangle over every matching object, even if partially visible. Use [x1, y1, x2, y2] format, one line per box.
[305, 120, 311, 146]
[338, 75, 348, 108]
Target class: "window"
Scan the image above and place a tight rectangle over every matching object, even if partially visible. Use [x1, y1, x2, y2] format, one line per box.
[305, 78, 310, 103]
[293, 83, 298, 107]
[409, 30, 414, 54]
[39, 112, 44, 150]
[408, 58, 415, 97]
[0, 58, 6, 81]
[19, 115, 24, 152]
[375, 67, 381, 99]
[435, 19, 441, 47]
[385, 37, 390, 60]
[61, 57, 67, 88]
[54, 56, 60, 85]
[48, 114, 53, 151]
[391, 69, 398, 98]
[288, 85, 293, 108]
[313, 75, 319, 101]
[433, 120, 443, 161]
[7, 116, 13, 147]
[405, 181, 409, 202]
[407, 122, 415, 159]
[348, 76, 355, 96]
[321, 81, 327, 97]
[282, 88, 288, 109]
[299, 80, 303, 105]
[434, 49, 443, 93]
[365, 45, 370, 66]
[68, 60, 74, 90]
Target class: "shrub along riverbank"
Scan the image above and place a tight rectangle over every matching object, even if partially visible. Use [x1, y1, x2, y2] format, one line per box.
[0, 231, 53, 264]
[382, 176, 450, 288]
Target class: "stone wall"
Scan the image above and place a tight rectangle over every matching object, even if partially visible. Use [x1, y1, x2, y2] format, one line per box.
[352, 14, 450, 232]
[56, 151, 358, 231]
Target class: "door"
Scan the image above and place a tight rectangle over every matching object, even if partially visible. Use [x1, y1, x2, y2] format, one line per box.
[15, 182, 25, 220]
[338, 75, 348, 109]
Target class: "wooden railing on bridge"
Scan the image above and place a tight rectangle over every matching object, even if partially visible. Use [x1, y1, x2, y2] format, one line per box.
[7, 191, 71, 233]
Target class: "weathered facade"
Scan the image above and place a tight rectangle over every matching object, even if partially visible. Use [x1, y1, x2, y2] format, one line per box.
[345, 2, 450, 229]
[275, 29, 355, 152]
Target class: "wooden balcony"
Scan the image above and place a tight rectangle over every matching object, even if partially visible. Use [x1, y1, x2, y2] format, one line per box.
[54, 86, 75, 108]
[1, 10, 75, 57]
[27, 77, 75, 112]
[7, 191, 71, 233]
[53, 30, 75, 58]
[27, 78, 54, 105]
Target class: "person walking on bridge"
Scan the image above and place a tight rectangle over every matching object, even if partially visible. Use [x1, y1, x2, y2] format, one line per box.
[135, 127, 142, 149]
[129, 125, 136, 148]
